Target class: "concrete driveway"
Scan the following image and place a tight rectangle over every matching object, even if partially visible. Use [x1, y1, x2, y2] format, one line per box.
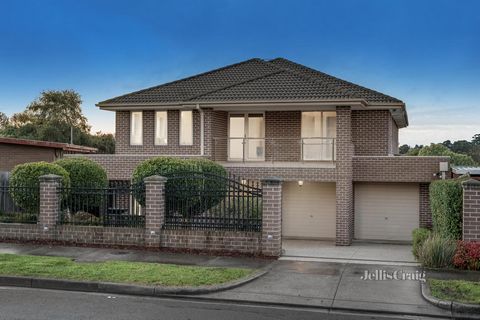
[281, 240, 417, 266]
[202, 260, 450, 318]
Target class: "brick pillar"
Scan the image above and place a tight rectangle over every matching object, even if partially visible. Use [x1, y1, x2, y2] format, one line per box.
[203, 108, 213, 159]
[336, 107, 354, 246]
[144, 175, 167, 247]
[419, 183, 432, 228]
[462, 179, 480, 241]
[261, 177, 283, 257]
[38, 174, 61, 234]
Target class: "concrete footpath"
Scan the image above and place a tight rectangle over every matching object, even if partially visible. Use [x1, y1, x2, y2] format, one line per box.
[0, 243, 458, 318]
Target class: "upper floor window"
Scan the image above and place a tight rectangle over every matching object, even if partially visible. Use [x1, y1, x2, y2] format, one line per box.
[130, 111, 143, 145]
[155, 111, 168, 145]
[228, 113, 265, 161]
[179, 110, 193, 145]
[301, 111, 336, 161]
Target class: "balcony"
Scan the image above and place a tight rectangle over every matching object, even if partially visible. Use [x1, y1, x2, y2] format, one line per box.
[212, 137, 336, 164]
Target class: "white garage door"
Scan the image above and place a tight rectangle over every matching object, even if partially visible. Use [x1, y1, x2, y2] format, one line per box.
[354, 183, 419, 242]
[282, 182, 336, 239]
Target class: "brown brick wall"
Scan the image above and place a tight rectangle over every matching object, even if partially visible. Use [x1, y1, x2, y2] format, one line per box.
[211, 110, 228, 161]
[336, 107, 354, 245]
[353, 156, 450, 183]
[265, 111, 302, 162]
[115, 110, 201, 155]
[0, 144, 59, 171]
[352, 110, 393, 156]
[161, 230, 261, 254]
[419, 183, 432, 228]
[462, 180, 480, 241]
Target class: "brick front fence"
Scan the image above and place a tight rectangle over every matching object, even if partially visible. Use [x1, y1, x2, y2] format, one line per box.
[0, 175, 283, 257]
[462, 179, 480, 241]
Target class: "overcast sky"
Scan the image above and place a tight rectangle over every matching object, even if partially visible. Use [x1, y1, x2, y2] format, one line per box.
[1, 0, 479, 146]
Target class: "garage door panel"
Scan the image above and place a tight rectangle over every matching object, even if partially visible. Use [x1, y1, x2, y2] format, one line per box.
[282, 182, 336, 239]
[354, 183, 419, 242]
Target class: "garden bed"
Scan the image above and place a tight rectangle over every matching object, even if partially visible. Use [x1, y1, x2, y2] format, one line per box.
[428, 279, 480, 305]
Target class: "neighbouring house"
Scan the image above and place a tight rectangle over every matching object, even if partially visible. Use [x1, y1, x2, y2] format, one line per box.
[72, 57, 450, 246]
[0, 137, 97, 172]
[452, 166, 480, 180]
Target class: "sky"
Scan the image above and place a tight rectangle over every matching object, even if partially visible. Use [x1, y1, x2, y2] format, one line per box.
[0, 0, 479, 146]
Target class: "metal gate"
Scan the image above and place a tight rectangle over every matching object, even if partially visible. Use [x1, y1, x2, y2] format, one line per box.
[164, 172, 262, 231]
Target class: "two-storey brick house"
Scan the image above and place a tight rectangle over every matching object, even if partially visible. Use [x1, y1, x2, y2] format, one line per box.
[82, 58, 449, 246]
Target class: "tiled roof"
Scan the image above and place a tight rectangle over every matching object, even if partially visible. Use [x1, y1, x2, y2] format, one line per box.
[0, 137, 98, 153]
[97, 58, 403, 106]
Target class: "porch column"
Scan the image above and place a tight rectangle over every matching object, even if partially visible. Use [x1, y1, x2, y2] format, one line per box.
[462, 179, 480, 241]
[335, 107, 354, 246]
[144, 175, 167, 247]
[261, 177, 283, 257]
[38, 174, 61, 238]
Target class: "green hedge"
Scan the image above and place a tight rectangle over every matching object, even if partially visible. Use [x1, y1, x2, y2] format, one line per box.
[9, 162, 70, 213]
[430, 179, 463, 240]
[55, 158, 108, 215]
[55, 158, 107, 188]
[132, 157, 227, 216]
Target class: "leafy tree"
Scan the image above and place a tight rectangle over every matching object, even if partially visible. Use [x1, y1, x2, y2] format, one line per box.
[12, 90, 89, 132]
[418, 143, 477, 166]
[0, 112, 8, 130]
[472, 134, 480, 145]
[399, 144, 410, 154]
[406, 144, 424, 156]
[0, 90, 115, 154]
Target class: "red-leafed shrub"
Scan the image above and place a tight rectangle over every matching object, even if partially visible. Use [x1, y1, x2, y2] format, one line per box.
[453, 241, 480, 270]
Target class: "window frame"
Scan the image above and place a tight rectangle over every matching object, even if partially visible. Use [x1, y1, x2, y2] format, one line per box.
[130, 111, 143, 146]
[179, 110, 194, 146]
[154, 111, 168, 146]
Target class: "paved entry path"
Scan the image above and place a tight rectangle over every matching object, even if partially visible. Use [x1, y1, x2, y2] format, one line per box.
[201, 260, 450, 318]
[281, 240, 418, 266]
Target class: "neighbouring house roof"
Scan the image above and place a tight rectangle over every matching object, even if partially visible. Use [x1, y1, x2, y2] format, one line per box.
[451, 166, 480, 176]
[97, 57, 407, 127]
[0, 137, 98, 154]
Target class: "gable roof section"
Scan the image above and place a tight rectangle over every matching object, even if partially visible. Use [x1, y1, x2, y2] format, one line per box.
[97, 57, 407, 127]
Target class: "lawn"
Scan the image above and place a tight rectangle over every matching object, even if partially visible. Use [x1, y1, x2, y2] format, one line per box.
[0, 254, 254, 287]
[428, 279, 480, 305]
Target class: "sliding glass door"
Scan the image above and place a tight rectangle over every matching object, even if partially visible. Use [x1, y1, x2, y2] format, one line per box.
[228, 114, 265, 161]
[301, 111, 336, 161]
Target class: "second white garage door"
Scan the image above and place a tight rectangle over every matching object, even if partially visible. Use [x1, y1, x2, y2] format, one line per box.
[354, 183, 419, 242]
[282, 182, 336, 239]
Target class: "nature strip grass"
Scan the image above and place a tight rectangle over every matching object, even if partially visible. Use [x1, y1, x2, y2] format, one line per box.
[428, 279, 480, 305]
[0, 254, 253, 287]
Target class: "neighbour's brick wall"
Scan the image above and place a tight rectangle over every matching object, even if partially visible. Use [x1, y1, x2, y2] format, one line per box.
[55, 226, 145, 246]
[462, 180, 480, 241]
[352, 110, 392, 156]
[161, 230, 261, 254]
[419, 183, 432, 228]
[115, 110, 201, 155]
[353, 156, 450, 183]
[0, 144, 60, 171]
[336, 107, 354, 246]
[261, 178, 283, 256]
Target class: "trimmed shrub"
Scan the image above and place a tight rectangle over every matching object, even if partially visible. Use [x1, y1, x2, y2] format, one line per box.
[453, 241, 480, 270]
[55, 158, 108, 216]
[430, 179, 463, 240]
[55, 158, 107, 188]
[418, 234, 457, 268]
[412, 228, 432, 259]
[9, 162, 70, 213]
[132, 157, 227, 216]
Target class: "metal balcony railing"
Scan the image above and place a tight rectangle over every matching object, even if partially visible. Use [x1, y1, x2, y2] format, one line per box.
[212, 137, 336, 162]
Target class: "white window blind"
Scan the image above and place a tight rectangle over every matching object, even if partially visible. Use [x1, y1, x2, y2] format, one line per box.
[155, 111, 168, 145]
[130, 111, 143, 145]
[179, 110, 193, 145]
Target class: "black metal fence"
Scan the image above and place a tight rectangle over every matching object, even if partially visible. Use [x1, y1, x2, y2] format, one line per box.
[58, 181, 144, 227]
[164, 172, 262, 232]
[0, 185, 39, 224]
